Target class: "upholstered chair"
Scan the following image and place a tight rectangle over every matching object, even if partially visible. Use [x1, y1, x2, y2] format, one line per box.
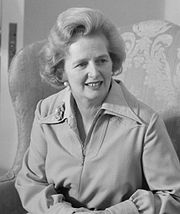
[0, 40, 60, 214]
[119, 20, 180, 158]
[0, 20, 179, 214]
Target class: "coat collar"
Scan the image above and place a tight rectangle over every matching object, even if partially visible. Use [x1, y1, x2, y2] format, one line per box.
[39, 79, 144, 125]
[101, 80, 144, 124]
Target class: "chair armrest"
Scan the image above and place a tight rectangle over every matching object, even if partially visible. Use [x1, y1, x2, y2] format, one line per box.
[0, 172, 26, 214]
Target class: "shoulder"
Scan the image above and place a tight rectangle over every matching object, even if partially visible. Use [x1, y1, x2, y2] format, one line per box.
[35, 88, 66, 119]
[117, 80, 159, 125]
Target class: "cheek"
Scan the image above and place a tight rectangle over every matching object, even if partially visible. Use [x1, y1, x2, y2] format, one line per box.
[104, 65, 113, 78]
[67, 73, 85, 88]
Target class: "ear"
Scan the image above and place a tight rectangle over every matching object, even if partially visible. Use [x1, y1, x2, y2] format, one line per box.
[62, 72, 71, 88]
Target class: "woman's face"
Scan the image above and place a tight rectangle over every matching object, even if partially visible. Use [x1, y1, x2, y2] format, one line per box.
[64, 34, 113, 105]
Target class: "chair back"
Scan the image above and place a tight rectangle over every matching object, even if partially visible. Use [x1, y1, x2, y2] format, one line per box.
[8, 40, 60, 175]
[118, 20, 180, 159]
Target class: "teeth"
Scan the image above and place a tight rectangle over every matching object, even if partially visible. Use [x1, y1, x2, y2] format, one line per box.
[88, 82, 100, 87]
[85, 81, 102, 87]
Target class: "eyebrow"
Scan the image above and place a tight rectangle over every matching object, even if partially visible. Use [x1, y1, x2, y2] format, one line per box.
[96, 54, 110, 59]
[72, 54, 110, 66]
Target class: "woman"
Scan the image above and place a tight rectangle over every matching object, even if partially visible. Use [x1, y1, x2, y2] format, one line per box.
[15, 7, 180, 214]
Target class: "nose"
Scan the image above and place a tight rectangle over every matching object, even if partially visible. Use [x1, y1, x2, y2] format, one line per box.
[88, 62, 100, 78]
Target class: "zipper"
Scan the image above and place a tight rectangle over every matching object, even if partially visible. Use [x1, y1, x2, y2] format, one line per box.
[81, 143, 86, 166]
[80, 131, 87, 167]
[78, 140, 86, 194]
[78, 110, 104, 195]
[80, 109, 103, 166]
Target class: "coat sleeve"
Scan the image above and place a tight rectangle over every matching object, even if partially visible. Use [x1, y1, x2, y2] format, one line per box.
[142, 113, 180, 213]
[15, 102, 77, 214]
[106, 113, 180, 214]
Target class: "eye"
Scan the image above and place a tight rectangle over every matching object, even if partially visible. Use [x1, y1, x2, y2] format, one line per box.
[96, 58, 109, 66]
[75, 61, 88, 69]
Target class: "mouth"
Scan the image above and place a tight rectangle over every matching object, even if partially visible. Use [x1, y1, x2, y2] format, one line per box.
[85, 80, 103, 88]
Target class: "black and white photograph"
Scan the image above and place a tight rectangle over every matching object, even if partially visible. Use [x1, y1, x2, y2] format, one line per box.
[0, 0, 180, 213]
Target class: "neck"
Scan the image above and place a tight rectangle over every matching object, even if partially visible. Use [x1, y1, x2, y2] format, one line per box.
[75, 97, 101, 121]
[73, 97, 101, 142]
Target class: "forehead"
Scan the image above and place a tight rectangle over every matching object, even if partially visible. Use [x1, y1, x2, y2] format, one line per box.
[66, 34, 109, 61]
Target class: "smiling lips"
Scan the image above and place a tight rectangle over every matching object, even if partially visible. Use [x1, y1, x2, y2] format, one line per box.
[85, 81, 103, 89]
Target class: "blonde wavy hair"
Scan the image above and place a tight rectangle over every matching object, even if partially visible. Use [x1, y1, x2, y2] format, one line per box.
[40, 7, 126, 88]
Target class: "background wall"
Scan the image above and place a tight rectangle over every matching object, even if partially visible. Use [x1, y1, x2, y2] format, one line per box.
[1, 0, 180, 174]
[165, 0, 180, 25]
[24, 0, 164, 46]
[0, 0, 24, 175]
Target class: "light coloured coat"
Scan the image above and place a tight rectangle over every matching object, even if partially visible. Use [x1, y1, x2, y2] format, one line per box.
[15, 80, 180, 214]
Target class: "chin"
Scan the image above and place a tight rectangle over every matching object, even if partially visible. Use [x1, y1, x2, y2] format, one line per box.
[87, 92, 107, 102]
